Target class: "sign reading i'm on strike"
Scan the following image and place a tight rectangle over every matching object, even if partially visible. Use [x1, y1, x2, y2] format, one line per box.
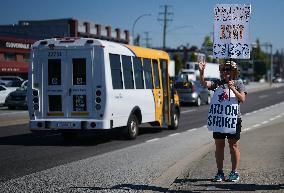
[213, 4, 251, 59]
[207, 85, 239, 134]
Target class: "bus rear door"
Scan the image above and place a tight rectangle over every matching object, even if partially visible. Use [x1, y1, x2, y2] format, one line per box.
[42, 48, 93, 118]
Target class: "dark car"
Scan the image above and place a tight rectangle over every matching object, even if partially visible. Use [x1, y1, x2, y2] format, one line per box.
[5, 81, 28, 109]
[175, 80, 211, 106]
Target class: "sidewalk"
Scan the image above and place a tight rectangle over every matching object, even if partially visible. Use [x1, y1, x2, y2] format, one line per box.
[169, 107, 284, 192]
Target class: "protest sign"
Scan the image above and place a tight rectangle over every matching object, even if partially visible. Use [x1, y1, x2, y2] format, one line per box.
[213, 4, 251, 59]
[207, 85, 239, 134]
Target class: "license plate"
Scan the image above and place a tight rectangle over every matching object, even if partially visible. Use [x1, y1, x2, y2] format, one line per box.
[57, 122, 73, 128]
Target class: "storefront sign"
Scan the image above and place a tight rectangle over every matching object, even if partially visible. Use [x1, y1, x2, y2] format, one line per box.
[0, 40, 31, 50]
[213, 4, 251, 59]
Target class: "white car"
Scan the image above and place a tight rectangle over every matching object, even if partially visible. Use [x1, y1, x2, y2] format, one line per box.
[0, 85, 14, 106]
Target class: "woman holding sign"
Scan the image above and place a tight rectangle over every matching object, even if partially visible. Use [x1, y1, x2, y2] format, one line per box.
[199, 60, 247, 182]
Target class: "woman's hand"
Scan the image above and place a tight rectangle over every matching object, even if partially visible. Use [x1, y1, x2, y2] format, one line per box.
[198, 60, 206, 73]
[228, 80, 235, 90]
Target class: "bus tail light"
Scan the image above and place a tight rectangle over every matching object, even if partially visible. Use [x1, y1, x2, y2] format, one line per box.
[95, 89, 102, 110]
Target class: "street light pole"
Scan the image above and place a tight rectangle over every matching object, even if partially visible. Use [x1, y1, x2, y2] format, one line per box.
[270, 43, 273, 87]
[132, 14, 151, 45]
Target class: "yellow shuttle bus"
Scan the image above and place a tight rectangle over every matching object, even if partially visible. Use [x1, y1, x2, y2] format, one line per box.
[28, 38, 180, 139]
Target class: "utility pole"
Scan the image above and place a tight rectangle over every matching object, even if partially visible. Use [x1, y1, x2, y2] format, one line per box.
[158, 5, 173, 50]
[143, 32, 152, 48]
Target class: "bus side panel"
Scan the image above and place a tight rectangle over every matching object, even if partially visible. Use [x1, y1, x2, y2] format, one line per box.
[103, 50, 155, 128]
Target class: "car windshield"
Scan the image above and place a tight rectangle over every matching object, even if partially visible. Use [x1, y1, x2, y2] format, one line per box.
[174, 81, 193, 89]
[6, 80, 23, 87]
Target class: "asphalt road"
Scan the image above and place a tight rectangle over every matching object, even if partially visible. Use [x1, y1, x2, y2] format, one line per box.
[0, 85, 283, 189]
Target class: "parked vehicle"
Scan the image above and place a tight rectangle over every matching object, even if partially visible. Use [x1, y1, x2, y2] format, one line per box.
[0, 76, 24, 86]
[5, 79, 25, 92]
[0, 85, 14, 106]
[175, 80, 211, 106]
[5, 80, 28, 109]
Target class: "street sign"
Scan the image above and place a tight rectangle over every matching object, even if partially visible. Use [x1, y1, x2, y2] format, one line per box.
[213, 4, 251, 59]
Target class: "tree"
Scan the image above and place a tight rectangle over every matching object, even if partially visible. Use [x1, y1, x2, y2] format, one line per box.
[202, 35, 213, 48]
[173, 53, 182, 75]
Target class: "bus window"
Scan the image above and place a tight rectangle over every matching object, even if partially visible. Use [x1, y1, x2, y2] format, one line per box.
[73, 58, 86, 85]
[143, 58, 153, 89]
[48, 95, 62, 111]
[109, 54, 123, 89]
[152, 59, 160, 89]
[133, 57, 144, 89]
[122, 55, 134, 89]
[48, 59, 61, 85]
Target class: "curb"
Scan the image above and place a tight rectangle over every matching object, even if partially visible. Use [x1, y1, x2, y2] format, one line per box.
[146, 141, 214, 192]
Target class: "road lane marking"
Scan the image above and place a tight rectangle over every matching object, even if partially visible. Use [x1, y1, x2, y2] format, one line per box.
[245, 127, 251, 131]
[259, 94, 268, 98]
[261, 121, 269, 124]
[252, 124, 261, 128]
[0, 111, 28, 116]
[181, 109, 196, 114]
[186, 128, 197, 132]
[169, 133, 180, 137]
[146, 138, 160, 143]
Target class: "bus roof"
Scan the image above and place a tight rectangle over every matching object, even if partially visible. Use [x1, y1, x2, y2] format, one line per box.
[32, 38, 170, 60]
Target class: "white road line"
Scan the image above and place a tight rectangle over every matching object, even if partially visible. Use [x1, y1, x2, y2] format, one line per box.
[252, 124, 261, 128]
[259, 94, 268, 99]
[169, 133, 180, 137]
[181, 109, 196, 114]
[146, 138, 160, 143]
[270, 117, 276, 121]
[0, 111, 27, 116]
[275, 115, 281, 118]
[261, 121, 269, 124]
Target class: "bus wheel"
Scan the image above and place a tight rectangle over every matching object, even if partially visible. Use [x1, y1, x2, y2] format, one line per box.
[124, 114, 139, 140]
[169, 109, 179, 130]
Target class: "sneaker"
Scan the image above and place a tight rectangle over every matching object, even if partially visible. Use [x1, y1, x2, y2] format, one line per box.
[213, 171, 225, 182]
[227, 171, 240, 182]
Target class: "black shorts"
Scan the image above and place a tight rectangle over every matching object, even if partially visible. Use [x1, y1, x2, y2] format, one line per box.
[213, 118, 242, 140]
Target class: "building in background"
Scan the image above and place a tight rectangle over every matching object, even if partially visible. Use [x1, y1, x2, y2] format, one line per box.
[0, 18, 130, 78]
[0, 36, 35, 79]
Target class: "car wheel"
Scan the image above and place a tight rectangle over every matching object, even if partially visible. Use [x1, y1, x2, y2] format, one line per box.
[195, 97, 201, 106]
[206, 95, 211, 105]
[124, 114, 139, 140]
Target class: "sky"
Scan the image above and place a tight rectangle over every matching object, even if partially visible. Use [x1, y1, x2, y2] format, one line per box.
[0, 0, 283, 53]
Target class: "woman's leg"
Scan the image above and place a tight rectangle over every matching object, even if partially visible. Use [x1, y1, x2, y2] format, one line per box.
[228, 139, 240, 171]
[215, 139, 225, 170]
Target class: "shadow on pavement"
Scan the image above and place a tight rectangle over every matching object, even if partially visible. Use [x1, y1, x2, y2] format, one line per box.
[0, 126, 163, 147]
[71, 183, 197, 193]
[173, 178, 283, 192]
[195, 183, 283, 191]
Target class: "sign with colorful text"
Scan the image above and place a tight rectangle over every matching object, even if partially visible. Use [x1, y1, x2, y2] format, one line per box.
[213, 4, 251, 59]
[207, 85, 239, 134]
